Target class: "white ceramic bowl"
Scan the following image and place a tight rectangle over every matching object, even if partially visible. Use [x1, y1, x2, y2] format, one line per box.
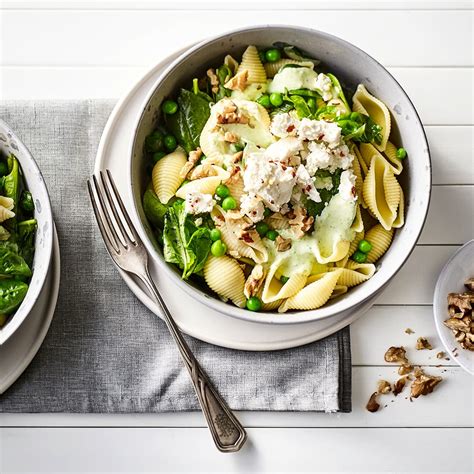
[0, 119, 54, 345]
[129, 25, 431, 324]
[433, 241, 474, 375]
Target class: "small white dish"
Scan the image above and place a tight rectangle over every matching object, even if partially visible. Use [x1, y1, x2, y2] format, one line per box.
[433, 240, 474, 375]
[0, 119, 54, 345]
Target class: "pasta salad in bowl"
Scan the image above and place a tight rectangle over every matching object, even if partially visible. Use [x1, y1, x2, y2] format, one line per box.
[130, 26, 431, 323]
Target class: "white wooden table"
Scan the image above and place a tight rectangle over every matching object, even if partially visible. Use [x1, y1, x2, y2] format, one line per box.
[1, 1, 473, 472]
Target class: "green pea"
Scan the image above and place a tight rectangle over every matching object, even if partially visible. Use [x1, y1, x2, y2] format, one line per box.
[256, 222, 269, 237]
[145, 130, 164, 153]
[163, 134, 177, 151]
[215, 184, 230, 199]
[161, 100, 178, 115]
[396, 147, 407, 160]
[263, 207, 271, 218]
[352, 250, 367, 263]
[221, 196, 237, 211]
[210, 228, 221, 242]
[358, 239, 373, 254]
[257, 94, 271, 108]
[20, 190, 35, 213]
[266, 229, 279, 241]
[211, 239, 227, 257]
[152, 151, 167, 163]
[280, 275, 289, 284]
[265, 48, 281, 63]
[0, 161, 8, 177]
[246, 296, 262, 312]
[269, 92, 283, 107]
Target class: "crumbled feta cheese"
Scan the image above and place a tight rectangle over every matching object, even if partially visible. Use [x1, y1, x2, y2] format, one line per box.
[295, 165, 321, 202]
[315, 73, 333, 101]
[270, 113, 299, 138]
[305, 142, 332, 175]
[194, 217, 203, 227]
[243, 150, 297, 212]
[314, 175, 333, 191]
[296, 118, 341, 147]
[331, 144, 353, 171]
[184, 192, 215, 214]
[338, 169, 357, 202]
[264, 137, 303, 163]
[240, 193, 265, 223]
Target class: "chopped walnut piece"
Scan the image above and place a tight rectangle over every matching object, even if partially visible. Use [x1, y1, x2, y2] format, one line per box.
[384, 346, 408, 364]
[393, 377, 407, 396]
[464, 278, 474, 291]
[410, 369, 442, 398]
[189, 162, 217, 180]
[207, 68, 219, 94]
[224, 131, 238, 143]
[447, 293, 473, 312]
[398, 364, 413, 376]
[179, 148, 202, 179]
[288, 206, 314, 239]
[416, 337, 433, 350]
[436, 351, 446, 359]
[275, 235, 292, 252]
[224, 70, 249, 92]
[444, 317, 471, 332]
[244, 264, 265, 299]
[405, 328, 415, 335]
[377, 380, 392, 394]
[366, 392, 380, 412]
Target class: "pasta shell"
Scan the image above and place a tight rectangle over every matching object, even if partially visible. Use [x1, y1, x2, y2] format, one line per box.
[365, 224, 394, 263]
[237, 45, 267, 84]
[383, 141, 404, 175]
[362, 154, 400, 230]
[0, 196, 14, 211]
[0, 205, 15, 223]
[354, 144, 369, 177]
[224, 54, 239, 75]
[264, 59, 314, 78]
[360, 142, 401, 176]
[278, 269, 342, 313]
[351, 148, 364, 200]
[330, 284, 349, 300]
[333, 260, 376, 287]
[392, 186, 405, 228]
[226, 176, 245, 201]
[204, 255, 246, 308]
[337, 230, 365, 268]
[352, 84, 391, 152]
[152, 147, 187, 204]
[175, 166, 230, 199]
[261, 264, 308, 304]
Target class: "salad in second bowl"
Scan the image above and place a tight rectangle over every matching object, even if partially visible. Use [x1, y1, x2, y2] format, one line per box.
[142, 44, 406, 313]
[0, 153, 37, 326]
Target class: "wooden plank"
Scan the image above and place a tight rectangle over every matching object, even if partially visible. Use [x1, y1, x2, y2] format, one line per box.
[1, 11, 472, 66]
[1, 67, 472, 127]
[2, 0, 472, 10]
[1, 426, 472, 472]
[1, 366, 471, 428]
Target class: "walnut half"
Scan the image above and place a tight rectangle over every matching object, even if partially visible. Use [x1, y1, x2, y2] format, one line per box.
[384, 346, 408, 364]
[410, 369, 442, 398]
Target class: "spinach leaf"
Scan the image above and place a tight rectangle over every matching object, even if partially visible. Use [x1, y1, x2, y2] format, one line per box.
[166, 88, 211, 153]
[163, 200, 211, 280]
[3, 155, 20, 215]
[336, 112, 382, 145]
[288, 89, 321, 98]
[304, 169, 342, 218]
[17, 219, 37, 267]
[0, 278, 29, 314]
[143, 188, 168, 229]
[326, 73, 350, 111]
[0, 241, 32, 277]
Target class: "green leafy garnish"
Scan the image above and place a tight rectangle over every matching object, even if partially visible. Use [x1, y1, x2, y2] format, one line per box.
[336, 112, 382, 145]
[17, 219, 37, 267]
[304, 169, 342, 218]
[143, 188, 168, 229]
[0, 241, 32, 278]
[163, 200, 212, 280]
[0, 279, 29, 314]
[326, 73, 350, 111]
[165, 88, 211, 153]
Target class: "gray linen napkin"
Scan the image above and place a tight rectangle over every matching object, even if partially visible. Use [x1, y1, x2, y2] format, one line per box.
[0, 100, 351, 413]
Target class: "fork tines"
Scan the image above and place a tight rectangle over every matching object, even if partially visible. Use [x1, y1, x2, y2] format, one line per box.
[87, 170, 140, 254]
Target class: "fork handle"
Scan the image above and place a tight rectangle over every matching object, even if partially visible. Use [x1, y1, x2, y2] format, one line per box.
[139, 269, 247, 453]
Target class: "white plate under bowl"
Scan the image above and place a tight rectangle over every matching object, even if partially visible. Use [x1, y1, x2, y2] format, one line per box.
[433, 240, 474, 375]
[94, 46, 384, 351]
[0, 225, 60, 394]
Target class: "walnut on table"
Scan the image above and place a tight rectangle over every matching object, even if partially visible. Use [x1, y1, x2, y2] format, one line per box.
[416, 337, 432, 350]
[384, 346, 408, 364]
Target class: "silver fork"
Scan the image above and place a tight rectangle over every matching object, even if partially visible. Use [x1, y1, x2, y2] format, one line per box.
[87, 170, 247, 453]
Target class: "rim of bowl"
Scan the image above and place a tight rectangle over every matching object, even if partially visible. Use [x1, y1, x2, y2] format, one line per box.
[129, 24, 432, 325]
[0, 118, 54, 343]
[433, 240, 474, 375]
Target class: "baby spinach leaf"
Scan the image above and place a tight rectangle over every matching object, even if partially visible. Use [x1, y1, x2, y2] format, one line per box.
[305, 169, 343, 218]
[288, 89, 321, 98]
[17, 219, 37, 267]
[3, 155, 20, 214]
[163, 200, 211, 280]
[143, 188, 168, 229]
[326, 73, 350, 111]
[0, 241, 32, 277]
[166, 88, 211, 153]
[336, 112, 382, 145]
[0, 278, 29, 314]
